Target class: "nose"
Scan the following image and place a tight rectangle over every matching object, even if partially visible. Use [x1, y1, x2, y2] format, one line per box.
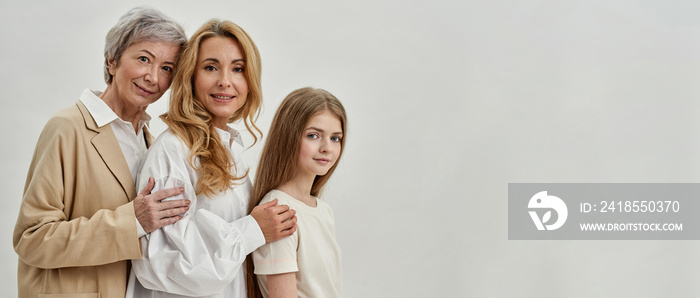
[319, 138, 330, 153]
[144, 65, 159, 85]
[218, 71, 232, 87]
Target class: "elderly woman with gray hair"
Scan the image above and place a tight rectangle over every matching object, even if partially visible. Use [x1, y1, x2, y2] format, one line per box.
[13, 7, 190, 298]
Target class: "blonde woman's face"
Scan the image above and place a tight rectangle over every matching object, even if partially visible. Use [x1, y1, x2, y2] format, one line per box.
[194, 36, 249, 130]
[297, 111, 343, 178]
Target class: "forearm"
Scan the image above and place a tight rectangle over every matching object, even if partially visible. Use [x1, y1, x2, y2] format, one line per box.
[14, 201, 141, 268]
[14, 110, 143, 268]
[132, 210, 264, 295]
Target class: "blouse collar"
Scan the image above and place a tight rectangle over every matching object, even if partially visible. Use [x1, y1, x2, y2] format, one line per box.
[79, 88, 151, 129]
[214, 126, 244, 148]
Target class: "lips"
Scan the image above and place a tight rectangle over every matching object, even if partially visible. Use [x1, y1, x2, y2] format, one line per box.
[314, 158, 331, 164]
[134, 83, 155, 96]
[211, 93, 235, 102]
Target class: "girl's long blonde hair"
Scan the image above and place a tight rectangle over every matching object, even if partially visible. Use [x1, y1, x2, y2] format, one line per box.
[162, 19, 262, 197]
[246, 87, 347, 298]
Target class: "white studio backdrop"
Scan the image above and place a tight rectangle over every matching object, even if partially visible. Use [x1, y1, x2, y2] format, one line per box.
[3, 0, 700, 297]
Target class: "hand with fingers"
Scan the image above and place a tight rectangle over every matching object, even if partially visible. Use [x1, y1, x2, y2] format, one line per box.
[134, 177, 191, 233]
[251, 199, 298, 243]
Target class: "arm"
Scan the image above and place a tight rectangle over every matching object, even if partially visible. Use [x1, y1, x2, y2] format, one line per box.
[14, 200, 140, 268]
[132, 176, 265, 295]
[267, 273, 298, 298]
[13, 115, 186, 268]
[131, 136, 275, 296]
[252, 195, 301, 297]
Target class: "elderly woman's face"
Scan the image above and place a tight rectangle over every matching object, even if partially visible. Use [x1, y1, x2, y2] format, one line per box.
[107, 40, 180, 109]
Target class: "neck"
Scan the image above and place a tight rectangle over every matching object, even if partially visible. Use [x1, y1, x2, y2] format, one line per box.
[213, 118, 229, 131]
[278, 172, 317, 207]
[100, 85, 146, 132]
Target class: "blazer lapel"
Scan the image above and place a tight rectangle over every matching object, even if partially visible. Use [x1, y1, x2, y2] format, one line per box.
[77, 101, 137, 201]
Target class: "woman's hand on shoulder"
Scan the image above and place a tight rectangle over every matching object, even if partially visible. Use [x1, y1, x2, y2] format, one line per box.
[251, 199, 298, 243]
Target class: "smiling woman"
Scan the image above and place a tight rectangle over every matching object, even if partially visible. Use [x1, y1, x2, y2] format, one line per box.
[195, 36, 250, 130]
[12, 7, 189, 298]
[102, 40, 179, 128]
[127, 19, 297, 298]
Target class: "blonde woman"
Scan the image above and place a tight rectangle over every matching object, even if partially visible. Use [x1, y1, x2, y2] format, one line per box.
[127, 19, 297, 298]
[249, 87, 347, 298]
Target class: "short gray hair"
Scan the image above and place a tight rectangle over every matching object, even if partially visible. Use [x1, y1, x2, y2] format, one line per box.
[103, 6, 187, 84]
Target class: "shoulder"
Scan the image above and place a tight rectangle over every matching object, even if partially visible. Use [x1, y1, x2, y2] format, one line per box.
[152, 129, 181, 146]
[260, 190, 295, 206]
[142, 129, 191, 172]
[35, 103, 88, 148]
[316, 199, 335, 214]
[149, 129, 188, 154]
[138, 129, 192, 189]
[316, 199, 332, 209]
[43, 104, 84, 134]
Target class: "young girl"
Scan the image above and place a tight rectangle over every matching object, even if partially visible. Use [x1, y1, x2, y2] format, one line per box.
[126, 19, 297, 298]
[248, 87, 347, 298]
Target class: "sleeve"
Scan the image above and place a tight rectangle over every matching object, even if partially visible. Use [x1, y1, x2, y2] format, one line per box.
[130, 138, 265, 296]
[13, 115, 142, 269]
[253, 196, 300, 275]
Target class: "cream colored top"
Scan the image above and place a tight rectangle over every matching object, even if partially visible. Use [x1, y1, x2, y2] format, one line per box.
[253, 189, 343, 298]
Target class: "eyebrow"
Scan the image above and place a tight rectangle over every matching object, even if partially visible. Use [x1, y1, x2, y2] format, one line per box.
[138, 49, 175, 65]
[201, 58, 246, 64]
[138, 49, 155, 58]
[306, 127, 343, 135]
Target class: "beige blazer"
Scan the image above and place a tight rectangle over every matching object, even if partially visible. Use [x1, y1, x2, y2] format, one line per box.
[13, 101, 151, 298]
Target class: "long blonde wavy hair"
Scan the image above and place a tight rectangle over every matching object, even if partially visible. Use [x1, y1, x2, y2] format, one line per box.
[246, 87, 347, 298]
[162, 19, 263, 197]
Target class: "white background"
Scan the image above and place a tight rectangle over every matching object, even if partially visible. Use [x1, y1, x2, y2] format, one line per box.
[3, 0, 700, 297]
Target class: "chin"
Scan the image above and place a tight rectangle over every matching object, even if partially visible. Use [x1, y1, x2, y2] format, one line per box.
[316, 169, 331, 176]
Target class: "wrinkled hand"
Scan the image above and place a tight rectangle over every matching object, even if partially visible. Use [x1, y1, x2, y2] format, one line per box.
[134, 177, 190, 233]
[251, 199, 297, 243]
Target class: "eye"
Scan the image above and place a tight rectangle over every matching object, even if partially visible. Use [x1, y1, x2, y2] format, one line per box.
[204, 65, 217, 71]
[331, 136, 342, 142]
[138, 56, 149, 63]
[233, 67, 245, 73]
[306, 133, 319, 140]
[162, 65, 173, 73]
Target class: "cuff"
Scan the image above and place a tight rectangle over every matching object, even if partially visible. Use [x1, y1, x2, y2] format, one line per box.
[136, 217, 147, 238]
[231, 215, 266, 255]
[115, 201, 144, 259]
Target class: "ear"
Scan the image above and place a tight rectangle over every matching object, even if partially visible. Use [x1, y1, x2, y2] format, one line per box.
[107, 58, 117, 76]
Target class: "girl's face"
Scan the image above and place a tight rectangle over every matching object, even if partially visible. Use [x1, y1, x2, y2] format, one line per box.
[297, 110, 343, 178]
[194, 36, 249, 130]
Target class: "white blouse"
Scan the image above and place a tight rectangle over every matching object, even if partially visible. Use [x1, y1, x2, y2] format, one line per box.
[126, 127, 265, 298]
